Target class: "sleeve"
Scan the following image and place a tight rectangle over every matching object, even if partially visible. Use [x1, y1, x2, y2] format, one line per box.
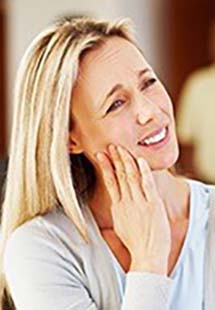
[3, 225, 99, 310]
[4, 224, 173, 310]
[121, 272, 173, 309]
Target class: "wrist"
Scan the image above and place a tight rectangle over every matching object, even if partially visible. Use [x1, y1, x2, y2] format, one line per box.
[129, 256, 168, 275]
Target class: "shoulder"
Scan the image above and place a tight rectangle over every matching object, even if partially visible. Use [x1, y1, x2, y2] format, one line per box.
[187, 179, 214, 211]
[3, 208, 86, 279]
[3, 209, 98, 310]
[187, 178, 213, 192]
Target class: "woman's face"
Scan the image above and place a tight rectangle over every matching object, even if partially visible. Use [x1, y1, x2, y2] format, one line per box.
[70, 36, 179, 171]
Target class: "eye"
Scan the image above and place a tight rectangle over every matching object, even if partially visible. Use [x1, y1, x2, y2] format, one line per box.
[106, 99, 125, 114]
[141, 78, 157, 90]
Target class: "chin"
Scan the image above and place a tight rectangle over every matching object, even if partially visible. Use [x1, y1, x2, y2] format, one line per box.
[149, 145, 179, 171]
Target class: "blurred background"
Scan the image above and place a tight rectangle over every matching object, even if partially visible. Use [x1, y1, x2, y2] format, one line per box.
[1, 0, 215, 194]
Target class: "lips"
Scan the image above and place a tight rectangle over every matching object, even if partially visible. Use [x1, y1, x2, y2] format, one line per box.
[137, 126, 168, 146]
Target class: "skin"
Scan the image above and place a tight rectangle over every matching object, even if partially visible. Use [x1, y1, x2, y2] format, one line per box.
[69, 36, 190, 275]
[70, 36, 178, 169]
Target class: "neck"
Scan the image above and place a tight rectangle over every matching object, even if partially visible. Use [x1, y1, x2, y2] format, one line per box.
[89, 169, 190, 230]
[152, 170, 190, 223]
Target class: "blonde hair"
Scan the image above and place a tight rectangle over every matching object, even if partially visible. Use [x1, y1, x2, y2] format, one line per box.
[0, 16, 136, 308]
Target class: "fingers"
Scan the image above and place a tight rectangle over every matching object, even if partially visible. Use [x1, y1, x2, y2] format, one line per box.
[116, 146, 144, 201]
[108, 145, 132, 200]
[96, 144, 159, 204]
[96, 152, 120, 204]
[109, 145, 158, 203]
[136, 157, 159, 203]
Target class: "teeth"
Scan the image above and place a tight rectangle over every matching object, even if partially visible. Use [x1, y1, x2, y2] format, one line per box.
[142, 128, 166, 146]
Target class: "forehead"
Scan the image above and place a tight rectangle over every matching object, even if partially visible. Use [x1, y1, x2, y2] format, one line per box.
[74, 37, 149, 106]
[81, 36, 147, 71]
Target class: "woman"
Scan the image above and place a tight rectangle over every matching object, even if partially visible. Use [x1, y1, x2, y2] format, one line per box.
[0, 16, 214, 310]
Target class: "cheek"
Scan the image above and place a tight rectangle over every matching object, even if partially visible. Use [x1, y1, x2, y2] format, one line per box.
[151, 87, 174, 116]
[161, 97, 174, 116]
[79, 120, 126, 152]
[107, 121, 132, 142]
[91, 115, 134, 149]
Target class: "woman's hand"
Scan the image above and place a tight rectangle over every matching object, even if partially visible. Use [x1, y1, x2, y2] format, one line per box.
[95, 144, 171, 275]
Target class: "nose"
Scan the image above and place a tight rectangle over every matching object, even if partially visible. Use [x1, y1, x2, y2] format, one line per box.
[135, 96, 162, 126]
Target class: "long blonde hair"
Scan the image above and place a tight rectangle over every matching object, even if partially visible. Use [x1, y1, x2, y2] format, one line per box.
[0, 16, 136, 308]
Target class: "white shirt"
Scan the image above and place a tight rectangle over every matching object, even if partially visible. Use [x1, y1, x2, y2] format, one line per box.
[106, 179, 210, 310]
[3, 180, 211, 309]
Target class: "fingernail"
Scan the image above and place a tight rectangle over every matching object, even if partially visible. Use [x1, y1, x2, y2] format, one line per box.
[108, 144, 116, 152]
[117, 145, 123, 152]
[137, 157, 144, 166]
[95, 152, 104, 162]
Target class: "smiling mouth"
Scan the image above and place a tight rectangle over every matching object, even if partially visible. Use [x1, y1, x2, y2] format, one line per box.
[138, 127, 168, 146]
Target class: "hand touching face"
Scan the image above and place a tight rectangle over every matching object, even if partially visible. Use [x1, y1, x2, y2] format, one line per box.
[95, 144, 171, 274]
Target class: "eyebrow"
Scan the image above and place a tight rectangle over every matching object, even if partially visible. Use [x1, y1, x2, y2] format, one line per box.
[99, 68, 151, 111]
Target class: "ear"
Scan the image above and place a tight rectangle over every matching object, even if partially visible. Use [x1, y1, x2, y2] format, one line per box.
[68, 130, 84, 154]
